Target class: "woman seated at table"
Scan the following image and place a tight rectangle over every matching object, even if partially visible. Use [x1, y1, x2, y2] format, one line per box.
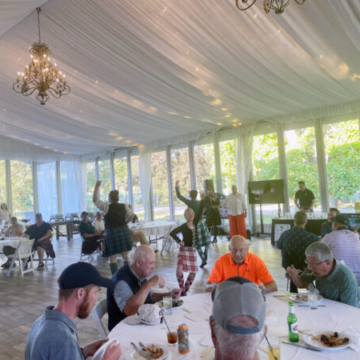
[93, 181, 134, 274]
[170, 195, 205, 296]
[0, 203, 11, 225]
[1, 216, 25, 269]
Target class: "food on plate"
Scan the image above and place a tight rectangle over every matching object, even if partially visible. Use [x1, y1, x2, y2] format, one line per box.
[141, 344, 164, 359]
[311, 332, 349, 347]
[157, 299, 183, 308]
[295, 294, 308, 302]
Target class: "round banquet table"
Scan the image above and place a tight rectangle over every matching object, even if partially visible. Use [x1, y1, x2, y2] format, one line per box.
[130, 221, 179, 254]
[93, 291, 360, 360]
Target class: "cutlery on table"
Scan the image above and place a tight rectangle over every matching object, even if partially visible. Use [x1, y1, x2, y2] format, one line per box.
[130, 342, 151, 360]
[282, 340, 321, 350]
[265, 335, 278, 360]
[298, 330, 321, 342]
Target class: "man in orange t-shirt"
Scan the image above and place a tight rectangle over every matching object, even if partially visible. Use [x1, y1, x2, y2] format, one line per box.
[206, 236, 277, 294]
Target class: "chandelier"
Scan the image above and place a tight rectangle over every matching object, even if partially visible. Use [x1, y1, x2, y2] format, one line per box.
[13, 8, 70, 105]
[235, 0, 306, 14]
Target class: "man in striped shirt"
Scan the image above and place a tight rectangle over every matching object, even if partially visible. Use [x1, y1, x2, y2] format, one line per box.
[321, 214, 360, 285]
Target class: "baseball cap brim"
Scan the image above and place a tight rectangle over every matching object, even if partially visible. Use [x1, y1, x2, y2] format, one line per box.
[126, 315, 141, 325]
[95, 276, 113, 289]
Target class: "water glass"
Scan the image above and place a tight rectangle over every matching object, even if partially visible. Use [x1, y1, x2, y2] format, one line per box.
[163, 296, 173, 315]
[308, 291, 318, 310]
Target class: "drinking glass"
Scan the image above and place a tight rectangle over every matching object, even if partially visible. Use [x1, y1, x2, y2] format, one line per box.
[167, 329, 178, 346]
[308, 291, 318, 310]
[163, 296, 173, 315]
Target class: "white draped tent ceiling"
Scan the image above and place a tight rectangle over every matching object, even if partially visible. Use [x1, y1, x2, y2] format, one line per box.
[1, 0, 360, 157]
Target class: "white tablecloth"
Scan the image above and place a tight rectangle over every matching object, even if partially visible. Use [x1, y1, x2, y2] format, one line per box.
[93, 291, 360, 360]
[130, 221, 178, 238]
[0, 237, 28, 259]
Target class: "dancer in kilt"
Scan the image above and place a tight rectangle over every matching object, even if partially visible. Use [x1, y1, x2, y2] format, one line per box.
[175, 181, 211, 267]
[93, 181, 134, 274]
[170, 197, 206, 295]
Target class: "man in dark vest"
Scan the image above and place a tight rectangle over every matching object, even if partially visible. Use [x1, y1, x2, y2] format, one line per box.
[107, 245, 181, 331]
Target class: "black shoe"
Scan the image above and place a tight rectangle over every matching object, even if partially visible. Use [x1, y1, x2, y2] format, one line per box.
[37, 263, 45, 270]
[200, 261, 207, 268]
[1, 262, 11, 269]
[23, 262, 28, 270]
[181, 291, 187, 297]
[204, 252, 208, 261]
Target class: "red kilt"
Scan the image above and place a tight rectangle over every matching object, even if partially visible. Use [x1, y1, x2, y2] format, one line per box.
[177, 247, 198, 272]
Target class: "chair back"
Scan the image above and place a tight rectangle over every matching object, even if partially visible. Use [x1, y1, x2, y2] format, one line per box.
[91, 299, 108, 338]
[49, 214, 64, 222]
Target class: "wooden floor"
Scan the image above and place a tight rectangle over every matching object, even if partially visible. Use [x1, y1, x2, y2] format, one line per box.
[0, 234, 285, 360]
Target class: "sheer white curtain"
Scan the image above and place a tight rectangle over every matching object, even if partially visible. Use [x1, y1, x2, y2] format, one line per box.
[60, 161, 85, 216]
[234, 126, 255, 228]
[37, 162, 58, 221]
[139, 145, 152, 222]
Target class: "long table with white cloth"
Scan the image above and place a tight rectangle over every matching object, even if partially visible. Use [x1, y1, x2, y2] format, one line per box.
[93, 291, 360, 360]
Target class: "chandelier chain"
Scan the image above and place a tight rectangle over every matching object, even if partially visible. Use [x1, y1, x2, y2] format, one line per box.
[37, 7, 41, 43]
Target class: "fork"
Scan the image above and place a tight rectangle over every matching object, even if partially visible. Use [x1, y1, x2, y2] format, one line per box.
[265, 335, 278, 360]
[130, 342, 151, 360]
[298, 330, 320, 341]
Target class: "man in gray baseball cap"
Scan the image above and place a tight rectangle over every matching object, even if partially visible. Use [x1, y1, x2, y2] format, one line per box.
[210, 276, 267, 360]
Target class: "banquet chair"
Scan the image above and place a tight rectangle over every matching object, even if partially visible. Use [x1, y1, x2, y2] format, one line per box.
[7, 239, 35, 277]
[91, 299, 108, 338]
[32, 237, 55, 267]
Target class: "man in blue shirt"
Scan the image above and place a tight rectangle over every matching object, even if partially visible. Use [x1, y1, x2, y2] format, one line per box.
[25, 262, 122, 360]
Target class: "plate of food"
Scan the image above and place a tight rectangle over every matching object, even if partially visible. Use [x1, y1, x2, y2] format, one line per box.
[125, 343, 169, 360]
[156, 299, 184, 310]
[303, 332, 350, 351]
[289, 293, 323, 304]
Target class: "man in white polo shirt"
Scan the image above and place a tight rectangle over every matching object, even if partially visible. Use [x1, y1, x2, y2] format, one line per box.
[223, 185, 247, 238]
[321, 214, 360, 285]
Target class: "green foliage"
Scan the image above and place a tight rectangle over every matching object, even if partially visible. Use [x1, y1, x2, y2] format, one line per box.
[220, 140, 237, 192]
[11, 161, 33, 215]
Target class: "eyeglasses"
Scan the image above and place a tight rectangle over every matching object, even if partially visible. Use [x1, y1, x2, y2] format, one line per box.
[305, 260, 325, 267]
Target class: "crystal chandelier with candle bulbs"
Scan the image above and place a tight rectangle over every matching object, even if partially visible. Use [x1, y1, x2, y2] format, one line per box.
[236, 0, 306, 14]
[13, 8, 70, 105]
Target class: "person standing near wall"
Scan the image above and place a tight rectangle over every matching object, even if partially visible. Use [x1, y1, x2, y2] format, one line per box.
[223, 185, 247, 238]
[294, 181, 315, 213]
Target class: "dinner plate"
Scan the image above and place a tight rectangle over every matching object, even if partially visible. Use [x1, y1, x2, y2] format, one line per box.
[156, 299, 184, 311]
[303, 332, 350, 351]
[289, 294, 323, 304]
[125, 343, 169, 360]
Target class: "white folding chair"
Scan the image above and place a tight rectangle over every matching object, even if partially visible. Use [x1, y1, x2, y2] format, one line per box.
[7, 239, 35, 277]
[32, 237, 55, 267]
[161, 221, 179, 255]
[91, 299, 108, 338]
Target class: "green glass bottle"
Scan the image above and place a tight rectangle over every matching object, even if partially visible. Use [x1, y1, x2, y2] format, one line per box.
[287, 301, 299, 342]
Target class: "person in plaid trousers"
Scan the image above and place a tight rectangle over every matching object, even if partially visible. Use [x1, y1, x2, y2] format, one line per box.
[170, 196, 206, 296]
[175, 181, 211, 267]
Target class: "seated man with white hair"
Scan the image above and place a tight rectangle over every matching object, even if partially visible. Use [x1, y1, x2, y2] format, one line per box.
[210, 276, 266, 360]
[107, 245, 181, 331]
[287, 242, 359, 308]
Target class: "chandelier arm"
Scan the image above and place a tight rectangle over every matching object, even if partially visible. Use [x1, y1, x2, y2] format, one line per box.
[235, 0, 257, 11]
[294, 0, 306, 4]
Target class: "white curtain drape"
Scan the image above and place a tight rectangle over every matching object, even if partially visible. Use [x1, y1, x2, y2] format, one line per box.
[37, 162, 58, 221]
[60, 161, 85, 215]
[139, 145, 152, 222]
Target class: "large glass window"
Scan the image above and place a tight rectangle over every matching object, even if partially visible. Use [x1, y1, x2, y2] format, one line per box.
[151, 151, 170, 220]
[324, 119, 360, 212]
[219, 139, 236, 196]
[114, 153, 129, 204]
[171, 145, 191, 221]
[10, 160, 34, 217]
[131, 153, 144, 220]
[194, 140, 216, 193]
[0, 160, 6, 204]
[61, 162, 82, 215]
[252, 133, 280, 223]
[98, 157, 112, 202]
[285, 127, 320, 212]
[37, 162, 57, 221]
[86, 161, 97, 212]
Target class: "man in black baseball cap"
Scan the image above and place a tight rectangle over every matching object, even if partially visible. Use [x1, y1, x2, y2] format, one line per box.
[25, 262, 121, 360]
